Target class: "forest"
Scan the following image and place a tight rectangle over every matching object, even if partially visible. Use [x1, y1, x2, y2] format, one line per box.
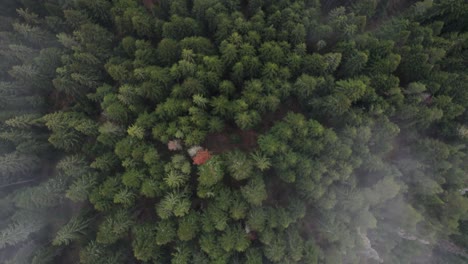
[0, 0, 467, 263]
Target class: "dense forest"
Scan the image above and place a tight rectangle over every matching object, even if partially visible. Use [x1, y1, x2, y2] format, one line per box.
[0, 0, 467, 263]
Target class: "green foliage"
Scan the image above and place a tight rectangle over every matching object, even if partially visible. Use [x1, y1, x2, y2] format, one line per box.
[197, 155, 224, 188]
[220, 224, 251, 252]
[230, 192, 249, 220]
[96, 209, 134, 244]
[66, 173, 97, 202]
[30, 245, 63, 264]
[4, 114, 40, 128]
[56, 154, 91, 178]
[163, 15, 201, 40]
[79, 241, 127, 264]
[178, 211, 200, 241]
[113, 188, 136, 207]
[156, 191, 191, 219]
[132, 224, 160, 261]
[0, 152, 40, 178]
[121, 169, 143, 188]
[1, 1, 467, 263]
[241, 175, 268, 206]
[164, 154, 191, 188]
[235, 110, 261, 130]
[127, 124, 144, 139]
[226, 150, 253, 180]
[14, 178, 67, 209]
[250, 151, 271, 171]
[263, 236, 287, 262]
[0, 211, 46, 249]
[156, 219, 176, 245]
[53, 214, 90, 246]
[42, 112, 98, 150]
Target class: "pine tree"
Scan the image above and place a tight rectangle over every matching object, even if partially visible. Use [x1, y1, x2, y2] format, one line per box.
[96, 209, 134, 244]
[56, 154, 91, 178]
[156, 191, 191, 219]
[245, 247, 263, 264]
[177, 211, 200, 241]
[241, 175, 268, 206]
[4, 114, 40, 128]
[0, 152, 40, 179]
[113, 188, 136, 207]
[53, 214, 90, 246]
[31, 246, 63, 264]
[197, 155, 224, 187]
[247, 207, 266, 232]
[79, 241, 127, 264]
[131, 224, 160, 262]
[250, 151, 271, 171]
[0, 211, 46, 249]
[226, 150, 253, 180]
[230, 192, 248, 220]
[14, 177, 67, 209]
[66, 173, 97, 202]
[263, 237, 286, 262]
[156, 219, 176, 245]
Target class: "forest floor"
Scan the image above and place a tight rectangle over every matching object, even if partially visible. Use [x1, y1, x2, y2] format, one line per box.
[204, 98, 303, 154]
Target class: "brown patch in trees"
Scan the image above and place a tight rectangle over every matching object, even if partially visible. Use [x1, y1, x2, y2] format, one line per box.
[204, 99, 302, 155]
[204, 128, 258, 154]
[142, 0, 159, 10]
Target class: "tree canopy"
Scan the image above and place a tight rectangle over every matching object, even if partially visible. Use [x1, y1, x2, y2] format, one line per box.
[0, 0, 467, 263]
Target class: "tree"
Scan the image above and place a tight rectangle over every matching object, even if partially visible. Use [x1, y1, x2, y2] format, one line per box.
[156, 219, 176, 245]
[163, 15, 201, 40]
[4, 114, 40, 129]
[156, 191, 191, 219]
[14, 178, 67, 209]
[197, 155, 224, 188]
[293, 74, 318, 98]
[334, 78, 367, 102]
[341, 51, 368, 77]
[53, 214, 90, 246]
[178, 211, 200, 241]
[192, 149, 212, 165]
[259, 41, 285, 64]
[235, 111, 261, 130]
[230, 192, 248, 220]
[0, 211, 46, 249]
[66, 173, 97, 202]
[204, 203, 229, 232]
[285, 228, 305, 261]
[157, 38, 180, 66]
[180, 37, 215, 55]
[241, 175, 268, 206]
[80, 241, 127, 264]
[250, 151, 271, 171]
[263, 237, 286, 262]
[113, 188, 136, 207]
[171, 242, 193, 264]
[56, 154, 91, 178]
[132, 224, 160, 262]
[0, 152, 40, 179]
[96, 209, 134, 244]
[225, 150, 254, 180]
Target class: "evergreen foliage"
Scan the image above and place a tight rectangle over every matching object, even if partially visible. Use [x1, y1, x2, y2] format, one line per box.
[0, 0, 467, 263]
